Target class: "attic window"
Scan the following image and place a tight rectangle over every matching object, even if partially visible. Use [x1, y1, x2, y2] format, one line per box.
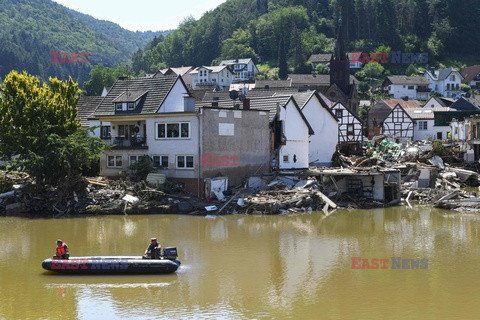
[128, 102, 135, 110]
[115, 103, 122, 111]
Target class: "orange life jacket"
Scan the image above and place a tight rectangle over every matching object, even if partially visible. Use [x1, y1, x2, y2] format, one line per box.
[57, 243, 66, 255]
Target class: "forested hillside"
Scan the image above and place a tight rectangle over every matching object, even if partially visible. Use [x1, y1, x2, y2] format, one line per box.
[131, 0, 480, 75]
[0, 0, 167, 85]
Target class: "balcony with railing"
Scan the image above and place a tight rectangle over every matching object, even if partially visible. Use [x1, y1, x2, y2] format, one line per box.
[109, 136, 148, 149]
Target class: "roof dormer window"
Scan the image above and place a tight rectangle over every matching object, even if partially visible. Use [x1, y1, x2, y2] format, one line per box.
[128, 102, 135, 110]
[115, 103, 122, 111]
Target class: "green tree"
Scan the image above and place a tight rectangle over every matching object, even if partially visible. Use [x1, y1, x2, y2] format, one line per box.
[405, 64, 417, 76]
[461, 83, 471, 93]
[0, 70, 106, 185]
[83, 64, 129, 96]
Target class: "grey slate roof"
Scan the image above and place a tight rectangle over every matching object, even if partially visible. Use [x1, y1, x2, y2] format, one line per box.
[197, 95, 314, 134]
[426, 68, 462, 81]
[94, 76, 180, 116]
[219, 58, 252, 66]
[247, 88, 298, 99]
[288, 74, 359, 86]
[450, 97, 480, 111]
[76, 96, 103, 126]
[384, 75, 430, 86]
[308, 54, 332, 63]
[254, 80, 292, 89]
[288, 91, 315, 108]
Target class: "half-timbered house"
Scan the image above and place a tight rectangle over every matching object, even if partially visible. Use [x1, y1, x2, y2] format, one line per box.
[331, 101, 364, 155]
[381, 104, 414, 143]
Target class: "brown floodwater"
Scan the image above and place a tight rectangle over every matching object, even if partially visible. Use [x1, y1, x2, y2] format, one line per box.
[0, 206, 479, 319]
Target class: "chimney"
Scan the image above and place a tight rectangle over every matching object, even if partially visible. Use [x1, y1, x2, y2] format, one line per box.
[243, 98, 250, 110]
[212, 101, 218, 107]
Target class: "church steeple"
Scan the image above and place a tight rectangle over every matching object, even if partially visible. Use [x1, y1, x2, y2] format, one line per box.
[330, 11, 350, 95]
[333, 14, 347, 61]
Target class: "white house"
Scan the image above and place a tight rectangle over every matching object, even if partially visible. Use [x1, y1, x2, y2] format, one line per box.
[219, 59, 258, 82]
[382, 75, 431, 100]
[293, 91, 338, 166]
[381, 104, 414, 143]
[190, 66, 234, 90]
[425, 68, 464, 98]
[405, 107, 451, 141]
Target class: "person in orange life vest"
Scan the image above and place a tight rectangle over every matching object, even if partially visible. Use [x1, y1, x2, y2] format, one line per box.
[144, 238, 161, 259]
[55, 239, 70, 259]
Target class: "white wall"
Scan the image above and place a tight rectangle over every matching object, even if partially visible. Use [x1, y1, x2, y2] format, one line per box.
[423, 98, 444, 109]
[159, 79, 189, 113]
[278, 100, 310, 169]
[388, 84, 418, 100]
[146, 115, 199, 179]
[413, 120, 450, 140]
[302, 97, 338, 166]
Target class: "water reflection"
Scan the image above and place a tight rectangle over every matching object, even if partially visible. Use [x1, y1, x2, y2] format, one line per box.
[1, 206, 480, 319]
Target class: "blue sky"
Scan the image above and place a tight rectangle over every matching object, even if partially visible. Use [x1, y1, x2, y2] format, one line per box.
[53, 0, 226, 31]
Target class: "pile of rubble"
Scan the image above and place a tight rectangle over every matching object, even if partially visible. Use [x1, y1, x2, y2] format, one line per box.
[0, 173, 199, 217]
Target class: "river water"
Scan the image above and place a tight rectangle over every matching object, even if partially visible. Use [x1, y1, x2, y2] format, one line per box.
[0, 206, 479, 319]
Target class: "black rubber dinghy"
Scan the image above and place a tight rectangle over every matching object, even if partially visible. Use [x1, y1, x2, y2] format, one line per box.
[42, 247, 180, 274]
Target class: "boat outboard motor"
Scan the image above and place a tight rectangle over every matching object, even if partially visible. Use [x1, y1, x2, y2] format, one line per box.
[162, 247, 178, 260]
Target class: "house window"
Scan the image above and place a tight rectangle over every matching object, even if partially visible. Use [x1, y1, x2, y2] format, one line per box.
[119, 124, 135, 138]
[450, 75, 455, 81]
[176, 155, 194, 169]
[447, 83, 450, 90]
[129, 155, 145, 166]
[128, 102, 135, 110]
[419, 121, 428, 130]
[107, 155, 122, 168]
[437, 132, 443, 140]
[153, 155, 168, 168]
[100, 126, 111, 139]
[335, 110, 343, 118]
[156, 122, 190, 139]
[408, 85, 414, 90]
[347, 124, 354, 136]
[115, 103, 122, 111]
[283, 155, 289, 163]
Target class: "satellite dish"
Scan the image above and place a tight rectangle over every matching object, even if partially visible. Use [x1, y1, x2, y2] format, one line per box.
[239, 94, 245, 102]
[229, 90, 239, 100]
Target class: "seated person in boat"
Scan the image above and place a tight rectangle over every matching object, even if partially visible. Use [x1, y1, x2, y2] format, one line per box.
[55, 239, 70, 259]
[144, 238, 162, 259]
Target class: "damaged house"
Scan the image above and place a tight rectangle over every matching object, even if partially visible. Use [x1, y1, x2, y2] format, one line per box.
[89, 75, 271, 196]
[203, 96, 314, 170]
[331, 101, 364, 155]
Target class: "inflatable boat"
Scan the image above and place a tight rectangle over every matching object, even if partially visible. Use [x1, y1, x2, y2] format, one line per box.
[42, 247, 180, 275]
